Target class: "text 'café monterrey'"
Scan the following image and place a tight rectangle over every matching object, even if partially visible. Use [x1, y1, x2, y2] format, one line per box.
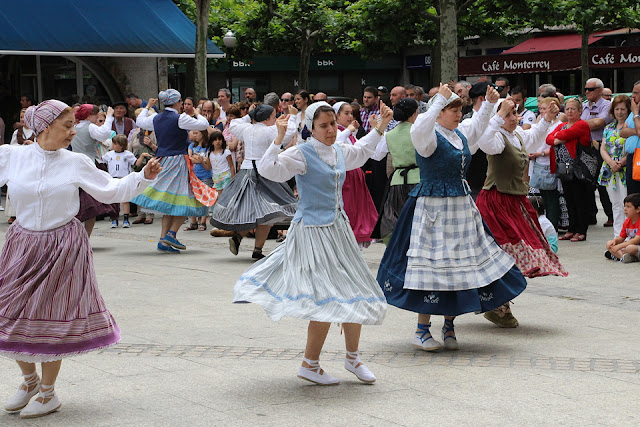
[458, 30, 640, 93]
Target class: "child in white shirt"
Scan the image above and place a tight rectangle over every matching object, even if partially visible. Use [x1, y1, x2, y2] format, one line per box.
[209, 130, 235, 195]
[528, 196, 558, 253]
[102, 135, 151, 228]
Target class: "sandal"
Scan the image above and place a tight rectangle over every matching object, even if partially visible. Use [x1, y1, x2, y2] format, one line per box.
[570, 233, 586, 242]
[144, 217, 154, 224]
[198, 222, 206, 231]
[183, 222, 198, 231]
[7, 217, 15, 224]
[558, 232, 575, 241]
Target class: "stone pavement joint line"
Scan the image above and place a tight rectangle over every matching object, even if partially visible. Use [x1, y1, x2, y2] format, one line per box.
[101, 344, 640, 374]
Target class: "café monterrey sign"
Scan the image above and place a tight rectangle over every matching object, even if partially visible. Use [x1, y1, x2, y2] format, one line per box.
[459, 46, 640, 76]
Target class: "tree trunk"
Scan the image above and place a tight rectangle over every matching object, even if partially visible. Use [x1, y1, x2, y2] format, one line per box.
[581, 30, 590, 89]
[194, 0, 211, 100]
[438, 0, 458, 83]
[299, 40, 312, 90]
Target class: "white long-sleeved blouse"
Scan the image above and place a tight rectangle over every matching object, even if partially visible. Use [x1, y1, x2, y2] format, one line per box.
[336, 128, 388, 161]
[477, 114, 554, 156]
[257, 129, 384, 182]
[76, 115, 114, 142]
[0, 144, 152, 231]
[135, 107, 209, 132]
[410, 94, 494, 158]
[230, 115, 297, 170]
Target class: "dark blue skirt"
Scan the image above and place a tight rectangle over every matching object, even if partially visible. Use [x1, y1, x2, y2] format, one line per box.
[377, 197, 527, 316]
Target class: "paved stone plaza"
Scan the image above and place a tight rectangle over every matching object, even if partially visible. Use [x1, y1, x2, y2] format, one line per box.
[1, 207, 639, 426]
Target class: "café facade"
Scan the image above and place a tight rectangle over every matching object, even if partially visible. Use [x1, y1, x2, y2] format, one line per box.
[458, 30, 640, 95]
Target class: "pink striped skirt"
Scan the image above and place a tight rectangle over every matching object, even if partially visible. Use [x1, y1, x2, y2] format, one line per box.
[0, 218, 119, 362]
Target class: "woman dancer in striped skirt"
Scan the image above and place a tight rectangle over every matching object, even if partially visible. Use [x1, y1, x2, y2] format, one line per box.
[0, 100, 161, 418]
[234, 101, 391, 385]
[132, 90, 217, 253]
[210, 104, 298, 259]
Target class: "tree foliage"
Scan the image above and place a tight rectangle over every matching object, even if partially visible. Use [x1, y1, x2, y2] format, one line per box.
[172, 0, 640, 90]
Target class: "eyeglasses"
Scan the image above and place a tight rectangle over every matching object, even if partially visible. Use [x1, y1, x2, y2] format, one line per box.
[280, 98, 292, 102]
[584, 87, 598, 92]
[494, 86, 506, 91]
[240, 106, 249, 110]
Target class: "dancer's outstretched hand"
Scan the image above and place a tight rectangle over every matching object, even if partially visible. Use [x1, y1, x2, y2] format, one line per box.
[143, 158, 162, 180]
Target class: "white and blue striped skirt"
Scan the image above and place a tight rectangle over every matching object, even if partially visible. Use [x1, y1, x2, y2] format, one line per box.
[233, 211, 387, 325]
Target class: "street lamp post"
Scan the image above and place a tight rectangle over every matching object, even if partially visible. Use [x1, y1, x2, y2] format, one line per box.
[223, 30, 237, 97]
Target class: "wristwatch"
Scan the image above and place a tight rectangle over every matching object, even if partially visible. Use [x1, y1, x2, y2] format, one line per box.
[634, 114, 640, 119]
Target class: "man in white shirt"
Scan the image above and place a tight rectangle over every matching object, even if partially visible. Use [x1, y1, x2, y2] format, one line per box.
[217, 88, 232, 123]
[509, 86, 536, 130]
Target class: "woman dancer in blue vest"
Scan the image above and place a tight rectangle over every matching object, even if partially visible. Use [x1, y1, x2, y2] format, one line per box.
[377, 84, 527, 351]
[132, 90, 214, 253]
[233, 101, 391, 385]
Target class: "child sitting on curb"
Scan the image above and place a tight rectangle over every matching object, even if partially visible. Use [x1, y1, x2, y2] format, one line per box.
[605, 193, 640, 263]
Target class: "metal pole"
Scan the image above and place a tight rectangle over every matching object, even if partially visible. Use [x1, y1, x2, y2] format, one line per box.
[228, 48, 233, 96]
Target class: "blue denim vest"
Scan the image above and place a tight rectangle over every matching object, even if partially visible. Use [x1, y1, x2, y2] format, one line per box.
[293, 141, 346, 226]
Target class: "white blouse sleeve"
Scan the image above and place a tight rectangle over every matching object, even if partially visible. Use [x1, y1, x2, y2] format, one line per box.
[458, 100, 494, 154]
[229, 115, 252, 140]
[256, 143, 306, 182]
[477, 115, 508, 155]
[88, 115, 114, 142]
[178, 113, 209, 131]
[341, 129, 384, 171]
[136, 109, 156, 131]
[0, 145, 12, 186]
[283, 115, 298, 146]
[410, 94, 447, 158]
[76, 155, 152, 203]
[518, 120, 554, 152]
[371, 134, 389, 161]
[336, 128, 352, 144]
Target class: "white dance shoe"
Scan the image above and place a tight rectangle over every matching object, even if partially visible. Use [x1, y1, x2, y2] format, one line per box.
[413, 322, 442, 351]
[344, 351, 376, 383]
[4, 372, 40, 413]
[297, 357, 340, 385]
[20, 385, 61, 419]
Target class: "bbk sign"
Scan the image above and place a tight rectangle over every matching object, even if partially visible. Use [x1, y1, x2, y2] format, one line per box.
[316, 59, 336, 67]
[233, 61, 253, 68]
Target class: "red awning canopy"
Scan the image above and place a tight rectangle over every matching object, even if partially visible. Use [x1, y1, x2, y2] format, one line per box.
[502, 33, 602, 54]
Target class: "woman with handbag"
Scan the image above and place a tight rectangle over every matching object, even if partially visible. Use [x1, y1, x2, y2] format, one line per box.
[546, 98, 593, 242]
[528, 97, 563, 229]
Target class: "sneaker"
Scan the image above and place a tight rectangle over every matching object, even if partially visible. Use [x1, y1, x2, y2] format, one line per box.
[621, 253, 638, 263]
[0, 206, 4, 211]
[122, 220, 130, 228]
[604, 251, 621, 262]
[483, 303, 518, 328]
[163, 234, 186, 250]
[157, 242, 180, 254]
[111, 220, 118, 228]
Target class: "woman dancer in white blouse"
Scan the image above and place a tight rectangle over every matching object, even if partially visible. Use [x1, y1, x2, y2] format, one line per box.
[234, 101, 392, 385]
[211, 104, 298, 259]
[0, 100, 161, 419]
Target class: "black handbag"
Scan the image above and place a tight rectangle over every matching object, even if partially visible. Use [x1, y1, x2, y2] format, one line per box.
[573, 142, 598, 183]
[555, 143, 574, 181]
